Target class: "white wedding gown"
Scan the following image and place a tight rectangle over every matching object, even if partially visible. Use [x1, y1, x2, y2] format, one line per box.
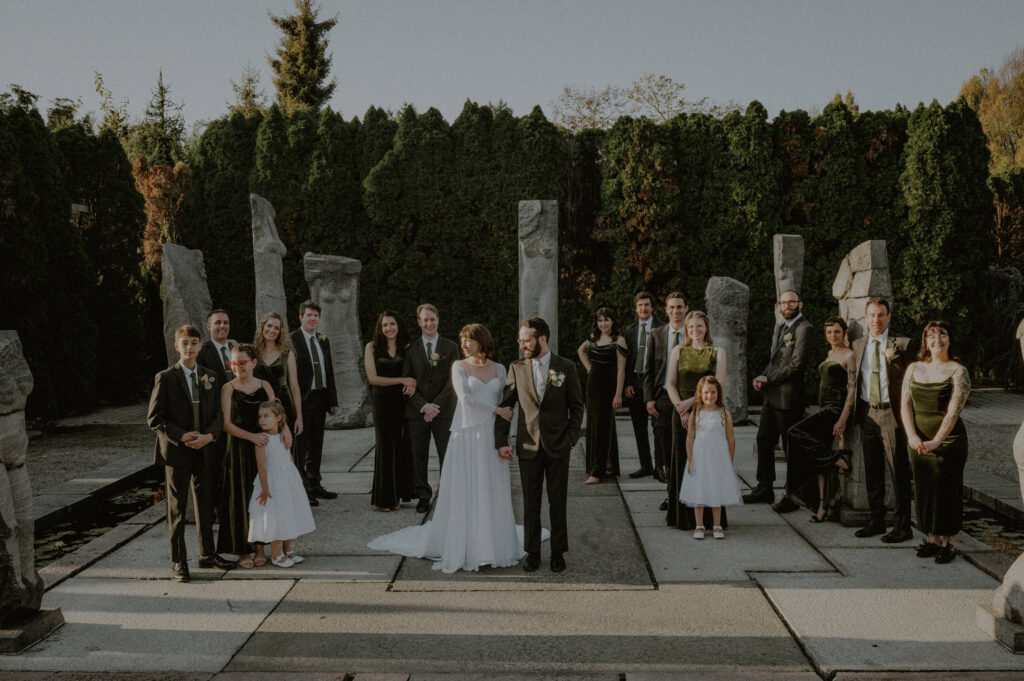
[368, 361, 544, 573]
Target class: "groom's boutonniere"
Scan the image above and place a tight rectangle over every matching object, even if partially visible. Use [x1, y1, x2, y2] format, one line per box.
[783, 332, 794, 347]
[548, 369, 565, 387]
[200, 375, 215, 391]
[429, 352, 440, 367]
[884, 346, 897, 362]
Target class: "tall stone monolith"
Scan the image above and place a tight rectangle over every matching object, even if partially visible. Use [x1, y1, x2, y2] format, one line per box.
[978, 318, 1024, 650]
[833, 240, 894, 524]
[251, 193, 287, 323]
[706, 277, 749, 423]
[303, 253, 371, 428]
[773, 234, 804, 324]
[519, 200, 559, 352]
[0, 331, 63, 649]
[162, 243, 212, 365]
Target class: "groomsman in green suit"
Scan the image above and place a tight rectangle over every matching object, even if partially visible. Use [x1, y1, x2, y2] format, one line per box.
[148, 325, 235, 582]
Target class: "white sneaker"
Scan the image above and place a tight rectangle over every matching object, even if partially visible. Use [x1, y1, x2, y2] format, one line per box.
[713, 526, 725, 539]
[271, 554, 294, 568]
[693, 526, 705, 540]
[286, 551, 304, 564]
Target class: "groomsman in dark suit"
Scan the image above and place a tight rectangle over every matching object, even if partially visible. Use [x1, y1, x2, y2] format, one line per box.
[744, 290, 814, 509]
[291, 300, 339, 506]
[624, 291, 664, 481]
[196, 308, 235, 515]
[850, 297, 914, 542]
[643, 292, 688, 509]
[147, 325, 235, 582]
[403, 303, 459, 513]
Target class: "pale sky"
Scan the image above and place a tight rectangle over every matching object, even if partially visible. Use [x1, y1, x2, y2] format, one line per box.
[2, 0, 1022, 127]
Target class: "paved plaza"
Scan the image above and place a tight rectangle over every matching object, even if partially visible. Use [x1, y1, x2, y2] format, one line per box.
[3, 398, 1024, 680]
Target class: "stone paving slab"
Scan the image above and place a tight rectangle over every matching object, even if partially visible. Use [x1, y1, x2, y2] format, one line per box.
[319, 428, 377, 473]
[306, 494, 429, 556]
[222, 555, 400, 582]
[410, 675, 618, 681]
[0, 578, 293, 673]
[227, 582, 810, 675]
[626, 674, 821, 681]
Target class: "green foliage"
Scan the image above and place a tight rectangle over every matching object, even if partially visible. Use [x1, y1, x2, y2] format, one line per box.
[268, 0, 337, 114]
[130, 70, 186, 166]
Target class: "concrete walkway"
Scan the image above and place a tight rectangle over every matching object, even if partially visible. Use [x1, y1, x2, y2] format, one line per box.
[4, 408, 1024, 680]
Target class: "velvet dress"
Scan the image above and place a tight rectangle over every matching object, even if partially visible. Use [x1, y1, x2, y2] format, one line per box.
[908, 378, 968, 535]
[217, 385, 268, 556]
[370, 353, 414, 508]
[584, 342, 626, 478]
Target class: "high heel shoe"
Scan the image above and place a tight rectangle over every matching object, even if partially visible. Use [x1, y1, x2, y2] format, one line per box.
[809, 504, 827, 523]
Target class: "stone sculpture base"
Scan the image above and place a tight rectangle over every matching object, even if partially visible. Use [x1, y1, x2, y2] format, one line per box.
[977, 602, 1024, 652]
[0, 606, 64, 653]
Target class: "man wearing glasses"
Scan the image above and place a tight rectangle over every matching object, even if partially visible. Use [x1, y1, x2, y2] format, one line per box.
[743, 290, 813, 508]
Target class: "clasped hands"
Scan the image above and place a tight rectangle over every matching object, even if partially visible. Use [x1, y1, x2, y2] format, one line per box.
[752, 375, 768, 391]
[907, 434, 939, 455]
[182, 432, 213, 449]
[498, 445, 515, 460]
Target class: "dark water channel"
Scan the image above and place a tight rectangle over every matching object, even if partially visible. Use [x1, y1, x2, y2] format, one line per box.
[962, 499, 1024, 558]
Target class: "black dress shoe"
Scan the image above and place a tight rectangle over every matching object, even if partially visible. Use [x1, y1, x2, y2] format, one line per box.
[742, 485, 774, 504]
[306, 493, 320, 507]
[934, 544, 956, 564]
[915, 540, 940, 558]
[772, 496, 799, 513]
[628, 468, 653, 479]
[653, 467, 667, 483]
[550, 552, 566, 573]
[659, 498, 669, 511]
[416, 498, 431, 513]
[198, 554, 238, 570]
[854, 523, 886, 538]
[881, 528, 913, 544]
[312, 485, 338, 499]
[522, 552, 540, 572]
[172, 562, 190, 583]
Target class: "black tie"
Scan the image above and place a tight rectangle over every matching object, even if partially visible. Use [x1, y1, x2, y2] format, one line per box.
[310, 336, 325, 390]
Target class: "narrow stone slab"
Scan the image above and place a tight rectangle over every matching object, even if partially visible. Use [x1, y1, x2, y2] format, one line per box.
[215, 674, 348, 681]
[228, 582, 809, 674]
[413, 674, 618, 681]
[320, 428, 377, 473]
[77, 524, 231, 581]
[223, 555, 400, 582]
[39, 521, 155, 590]
[1, 578, 292, 673]
[629, 674, 820, 681]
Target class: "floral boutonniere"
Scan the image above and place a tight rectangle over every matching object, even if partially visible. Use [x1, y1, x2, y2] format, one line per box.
[200, 375, 215, 391]
[783, 332, 794, 347]
[317, 333, 327, 344]
[884, 346, 897, 362]
[429, 352, 440, 367]
[548, 369, 566, 387]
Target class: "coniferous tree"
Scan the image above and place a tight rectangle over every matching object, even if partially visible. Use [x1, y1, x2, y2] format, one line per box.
[229, 62, 268, 118]
[132, 70, 186, 165]
[268, 0, 338, 114]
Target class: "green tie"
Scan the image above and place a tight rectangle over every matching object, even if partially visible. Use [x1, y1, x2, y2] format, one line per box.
[190, 371, 200, 431]
[635, 324, 647, 373]
[310, 336, 325, 390]
[426, 341, 433, 361]
[869, 340, 882, 407]
[220, 345, 232, 380]
[671, 330, 680, 349]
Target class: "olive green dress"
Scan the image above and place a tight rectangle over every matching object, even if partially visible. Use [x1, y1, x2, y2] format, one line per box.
[217, 385, 268, 555]
[909, 378, 968, 535]
[255, 353, 296, 427]
[371, 354, 414, 508]
[785, 361, 849, 512]
[668, 345, 726, 530]
[585, 342, 626, 478]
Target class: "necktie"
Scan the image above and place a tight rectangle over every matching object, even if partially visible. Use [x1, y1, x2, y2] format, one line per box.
[869, 340, 882, 407]
[533, 359, 546, 401]
[671, 330, 680, 349]
[310, 336, 325, 390]
[426, 341, 433, 360]
[190, 371, 200, 431]
[220, 345, 232, 379]
[635, 324, 647, 373]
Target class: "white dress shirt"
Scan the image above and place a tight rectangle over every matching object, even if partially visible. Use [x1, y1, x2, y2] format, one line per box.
[859, 328, 890, 404]
[421, 334, 439, 357]
[300, 328, 329, 392]
[531, 351, 552, 401]
[210, 339, 232, 372]
[179, 362, 199, 399]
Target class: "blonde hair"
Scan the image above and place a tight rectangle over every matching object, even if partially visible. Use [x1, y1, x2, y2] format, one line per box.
[258, 399, 287, 434]
[254, 312, 293, 359]
[683, 311, 713, 346]
[689, 375, 727, 430]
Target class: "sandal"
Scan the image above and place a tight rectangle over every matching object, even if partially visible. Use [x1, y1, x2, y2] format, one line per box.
[271, 553, 294, 568]
[238, 554, 255, 569]
[253, 553, 268, 567]
[584, 476, 601, 485]
[285, 551, 304, 564]
[693, 526, 705, 540]
[374, 506, 392, 512]
[809, 502, 827, 523]
[712, 526, 725, 539]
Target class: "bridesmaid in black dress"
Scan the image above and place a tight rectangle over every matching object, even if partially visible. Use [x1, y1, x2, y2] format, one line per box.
[364, 310, 417, 511]
[577, 307, 627, 485]
[253, 312, 303, 435]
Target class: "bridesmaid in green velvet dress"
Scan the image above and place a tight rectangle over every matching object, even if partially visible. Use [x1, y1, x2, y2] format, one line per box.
[577, 307, 627, 484]
[364, 310, 417, 511]
[900, 320, 970, 564]
[665, 311, 727, 530]
[254, 312, 303, 435]
[783, 316, 857, 521]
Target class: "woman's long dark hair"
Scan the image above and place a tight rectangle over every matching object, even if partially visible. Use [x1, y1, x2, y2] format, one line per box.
[589, 307, 619, 342]
[917, 320, 959, 362]
[372, 310, 409, 358]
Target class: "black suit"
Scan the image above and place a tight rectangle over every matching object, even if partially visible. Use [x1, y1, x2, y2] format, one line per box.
[196, 339, 234, 512]
[403, 335, 459, 500]
[197, 339, 234, 382]
[291, 328, 338, 490]
[147, 363, 223, 563]
[495, 353, 584, 556]
[624, 319, 662, 472]
[643, 324, 686, 486]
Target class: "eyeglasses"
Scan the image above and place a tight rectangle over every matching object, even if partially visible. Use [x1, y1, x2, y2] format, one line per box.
[517, 339, 535, 347]
[230, 359, 252, 366]
[779, 300, 800, 306]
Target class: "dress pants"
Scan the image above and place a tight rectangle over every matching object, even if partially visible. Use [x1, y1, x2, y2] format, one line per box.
[298, 388, 329, 490]
[165, 454, 215, 563]
[626, 377, 657, 471]
[519, 444, 570, 556]
[754, 405, 804, 484]
[859, 401, 912, 531]
[652, 391, 674, 487]
[408, 413, 452, 500]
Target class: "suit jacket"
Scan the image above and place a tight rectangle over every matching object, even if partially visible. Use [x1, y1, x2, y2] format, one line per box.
[762, 316, 814, 410]
[851, 331, 913, 423]
[197, 339, 235, 380]
[290, 329, 339, 409]
[624, 319, 663, 390]
[402, 335, 459, 419]
[494, 353, 584, 460]
[147, 364, 223, 467]
[642, 323, 686, 404]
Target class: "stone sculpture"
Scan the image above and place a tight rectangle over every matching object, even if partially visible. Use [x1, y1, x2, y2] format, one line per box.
[162, 243, 213, 365]
[251, 193, 288, 323]
[0, 331, 63, 649]
[773, 234, 804, 325]
[978, 318, 1024, 650]
[519, 200, 559, 352]
[303, 253, 371, 428]
[705, 277, 749, 423]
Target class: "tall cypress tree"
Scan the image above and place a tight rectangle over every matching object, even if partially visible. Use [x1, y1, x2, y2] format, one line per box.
[268, 0, 338, 114]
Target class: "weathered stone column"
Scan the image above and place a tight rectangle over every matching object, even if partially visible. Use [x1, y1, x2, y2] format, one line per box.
[833, 240, 895, 524]
[0, 331, 63, 650]
[978, 318, 1024, 650]
[251, 193, 288, 323]
[303, 253, 371, 428]
[773, 234, 804, 324]
[162, 243, 213, 365]
[518, 200, 559, 353]
[705, 277, 749, 423]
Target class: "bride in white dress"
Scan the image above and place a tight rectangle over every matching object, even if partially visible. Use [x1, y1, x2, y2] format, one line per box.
[368, 323, 542, 573]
